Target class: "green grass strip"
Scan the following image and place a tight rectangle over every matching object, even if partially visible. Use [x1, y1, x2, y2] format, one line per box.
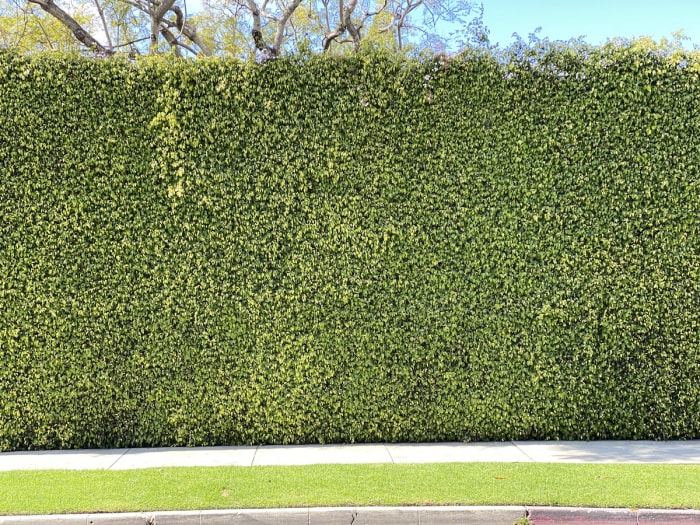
[1, 463, 699, 515]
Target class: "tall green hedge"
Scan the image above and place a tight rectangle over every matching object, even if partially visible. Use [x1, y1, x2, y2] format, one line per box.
[1, 45, 699, 450]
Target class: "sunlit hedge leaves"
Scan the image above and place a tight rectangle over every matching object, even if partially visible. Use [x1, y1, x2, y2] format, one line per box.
[0, 44, 698, 450]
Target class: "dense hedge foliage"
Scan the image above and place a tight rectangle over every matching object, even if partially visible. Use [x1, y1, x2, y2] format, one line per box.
[1, 44, 699, 450]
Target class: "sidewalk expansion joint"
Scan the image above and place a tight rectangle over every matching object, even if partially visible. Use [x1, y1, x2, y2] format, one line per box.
[107, 449, 130, 470]
[384, 444, 396, 464]
[511, 441, 536, 462]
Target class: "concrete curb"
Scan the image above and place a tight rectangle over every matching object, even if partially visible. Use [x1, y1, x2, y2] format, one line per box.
[527, 507, 700, 524]
[0, 506, 527, 525]
[3, 507, 700, 525]
[527, 506, 636, 523]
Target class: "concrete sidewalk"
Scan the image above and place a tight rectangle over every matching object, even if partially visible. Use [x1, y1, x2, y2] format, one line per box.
[1, 440, 700, 471]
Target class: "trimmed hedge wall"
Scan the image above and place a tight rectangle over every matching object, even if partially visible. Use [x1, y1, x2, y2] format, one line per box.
[0, 46, 699, 450]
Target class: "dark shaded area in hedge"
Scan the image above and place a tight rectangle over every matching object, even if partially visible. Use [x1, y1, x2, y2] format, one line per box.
[1, 46, 698, 450]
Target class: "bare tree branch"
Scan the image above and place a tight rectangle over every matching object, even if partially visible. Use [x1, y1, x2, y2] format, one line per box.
[27, 0, 112, 54]
[323, 0, 364, 51]
[36, 17, 56, 49]
[320, 0, 331, 32]
[162, 10, 213, 56]
[376, 21, 394, 33]
[323, 20, 345, 51]
[116, 0, 211, 56]
[272, 0, 302, 52]
[112, 35, 150, 48]
[341, 0, 360, 50]
[154, 0, 177, 22]
[354, 0, 387, 34]
[395, 0, 423, 49]
[93, 0, 113, 50]
[11, 4, 33, 46]
[246, 0, 269, 53]
[362, 0, 388, 20]
[159, 25, 198, 57]
[160, 25, 182, 55]
[150, 0, 176, 51]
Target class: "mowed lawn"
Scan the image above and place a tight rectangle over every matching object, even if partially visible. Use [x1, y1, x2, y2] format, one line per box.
[1, 463, 700, 515]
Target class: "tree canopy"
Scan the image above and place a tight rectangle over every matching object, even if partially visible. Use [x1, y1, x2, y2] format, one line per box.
[0, 0, 479, 59]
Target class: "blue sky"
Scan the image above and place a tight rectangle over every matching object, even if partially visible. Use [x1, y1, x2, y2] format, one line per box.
[479, 0, 700, 48]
